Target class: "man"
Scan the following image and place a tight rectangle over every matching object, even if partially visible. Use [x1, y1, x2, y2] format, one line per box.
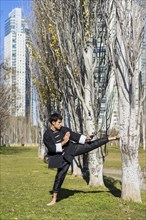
[43, 112, 119, 206]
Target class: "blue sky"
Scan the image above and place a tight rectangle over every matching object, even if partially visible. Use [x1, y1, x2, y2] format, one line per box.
[0, 0, 30, 62]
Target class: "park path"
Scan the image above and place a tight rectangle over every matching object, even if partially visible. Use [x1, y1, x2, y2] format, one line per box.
[103, 168, 146, 190]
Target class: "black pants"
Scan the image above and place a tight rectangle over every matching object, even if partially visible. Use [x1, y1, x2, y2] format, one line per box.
[52, 137, 108, 193]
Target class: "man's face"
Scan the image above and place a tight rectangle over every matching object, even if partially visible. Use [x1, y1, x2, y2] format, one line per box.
[52, 119, 62, 130]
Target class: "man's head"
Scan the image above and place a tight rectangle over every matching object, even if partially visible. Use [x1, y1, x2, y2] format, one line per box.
[49, 113, 63, 130]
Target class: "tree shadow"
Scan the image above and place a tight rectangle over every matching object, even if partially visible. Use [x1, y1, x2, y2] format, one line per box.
[50, 188, 107, 202]
[104, 176, 121, 198]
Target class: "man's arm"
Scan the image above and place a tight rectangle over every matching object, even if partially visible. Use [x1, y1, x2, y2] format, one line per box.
[43, 130, 63, 153]
[69, 130, 93, 144]
[61, 132, 70, 146]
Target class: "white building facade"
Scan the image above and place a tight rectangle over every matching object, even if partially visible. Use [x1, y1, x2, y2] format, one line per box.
[4, 8, 31, 117]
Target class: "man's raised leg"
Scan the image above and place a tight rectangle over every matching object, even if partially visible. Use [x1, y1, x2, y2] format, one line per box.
[74, 136, 119, 156]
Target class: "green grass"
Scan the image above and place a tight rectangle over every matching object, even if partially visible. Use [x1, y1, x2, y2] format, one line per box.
[104, 145, 146, 170]
[0, 146, 146, 220]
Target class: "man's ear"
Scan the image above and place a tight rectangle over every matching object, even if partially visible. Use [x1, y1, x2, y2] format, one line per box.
[52, 121, 55, 125]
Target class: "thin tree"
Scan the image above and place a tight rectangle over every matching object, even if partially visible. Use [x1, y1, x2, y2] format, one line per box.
[0, 63, 11, 146]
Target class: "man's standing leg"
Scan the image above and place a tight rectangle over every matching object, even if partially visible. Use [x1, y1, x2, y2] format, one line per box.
[47, 159, 70, 206]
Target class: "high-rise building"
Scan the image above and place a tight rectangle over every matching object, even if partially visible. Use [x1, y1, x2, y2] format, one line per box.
[93, 5, 119, 132]
[4, 8, 31, 117]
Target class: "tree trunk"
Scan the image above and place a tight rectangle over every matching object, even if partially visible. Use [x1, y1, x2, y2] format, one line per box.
[83, 105, 105, 186]
[142, 122, 145, 150]
[142, 112, 145, 150]
[121, 150, 142, 202]
[119, 63, 142, 202]
[72, 156, 83, 177]
[88, 148, 104, 186]
[83, 47, 105, 186]
[105, 0, 144, 202]
[38, 119, 46, 159]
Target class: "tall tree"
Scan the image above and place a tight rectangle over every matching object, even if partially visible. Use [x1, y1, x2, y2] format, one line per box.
[105, 0, 146, 202]
[30, 0, 110, 185]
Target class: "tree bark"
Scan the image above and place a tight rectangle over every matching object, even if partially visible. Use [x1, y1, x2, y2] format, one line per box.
[88, 148, 104, 186]
[38, 120, 46, 159]
[105, 0, 145, 202]
[121, 150, 142, 202]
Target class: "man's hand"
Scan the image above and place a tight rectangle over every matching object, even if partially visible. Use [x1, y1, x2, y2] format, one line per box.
[86, 135, 92, 141]
[62, 132, 70, 146]
[86, 132, 97, 141]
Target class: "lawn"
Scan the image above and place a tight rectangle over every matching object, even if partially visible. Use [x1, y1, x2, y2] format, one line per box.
[0, 146, 146, 220]
[104, 145, 145, 170]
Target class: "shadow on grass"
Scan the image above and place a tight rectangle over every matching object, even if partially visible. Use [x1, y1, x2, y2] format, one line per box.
[104, 176, 121, 198]
[78, 170, 121, 198]
[50, 188, 107, 202]
[49, 176, 122, 203]
[0, 146, 32, 155]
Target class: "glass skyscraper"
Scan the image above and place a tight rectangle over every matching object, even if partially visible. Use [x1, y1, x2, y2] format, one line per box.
[4, 8, 31, 117]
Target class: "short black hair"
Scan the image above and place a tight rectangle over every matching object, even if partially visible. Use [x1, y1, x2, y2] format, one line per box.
[49, 113, 63, 124]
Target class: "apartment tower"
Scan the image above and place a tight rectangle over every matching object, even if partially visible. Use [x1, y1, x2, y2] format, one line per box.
[4, 8, 31, 117]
